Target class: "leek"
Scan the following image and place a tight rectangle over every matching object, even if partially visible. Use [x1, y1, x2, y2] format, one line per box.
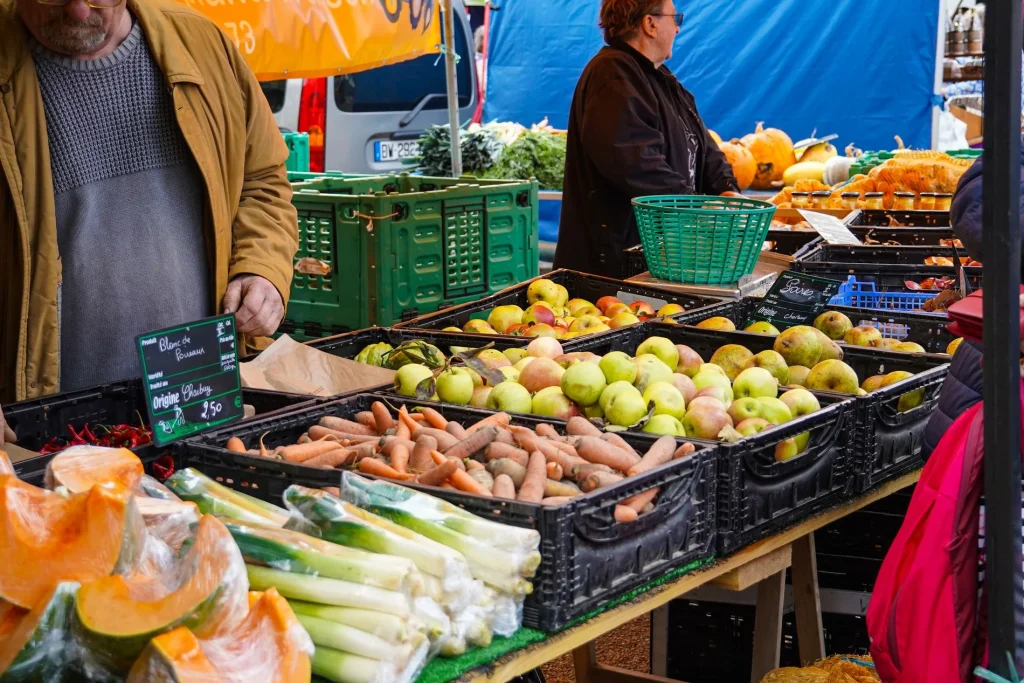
[246, 565, 409, 618]
[342, 472, 541, 553]
[296, 614, 410, 663]
[472, 565, 533, 597]
[312, 647, 393, 683]
[224, 520, 418, 594]
[166, 468, 289, 527]
[287, 602, 413, 644]
[284, 486, 470, 587]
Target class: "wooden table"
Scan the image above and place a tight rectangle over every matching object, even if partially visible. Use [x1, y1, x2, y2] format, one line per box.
[459, 471, 920, 683]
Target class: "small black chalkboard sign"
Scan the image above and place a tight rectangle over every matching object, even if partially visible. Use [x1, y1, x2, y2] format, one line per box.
[745, 272, 844, 331]
[136, 314, 243, 447]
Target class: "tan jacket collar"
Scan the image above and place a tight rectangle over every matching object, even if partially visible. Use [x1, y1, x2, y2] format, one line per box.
[0, 0, 205, 86]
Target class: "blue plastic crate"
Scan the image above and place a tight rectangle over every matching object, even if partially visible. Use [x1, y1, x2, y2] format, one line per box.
[829, 276, 944, 315]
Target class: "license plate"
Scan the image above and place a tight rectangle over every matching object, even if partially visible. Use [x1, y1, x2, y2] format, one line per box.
[374, 140, 420, 163]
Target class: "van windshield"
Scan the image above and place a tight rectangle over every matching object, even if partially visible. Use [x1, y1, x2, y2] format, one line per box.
[333, 18, 472, 113]
[260, 80, 287, 113]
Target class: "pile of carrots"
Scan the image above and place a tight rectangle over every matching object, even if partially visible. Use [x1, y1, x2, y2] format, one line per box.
[223, 402, 697, 523]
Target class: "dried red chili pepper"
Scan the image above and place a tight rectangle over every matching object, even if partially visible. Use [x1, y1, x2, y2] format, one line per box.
[152, 455, 175, 480]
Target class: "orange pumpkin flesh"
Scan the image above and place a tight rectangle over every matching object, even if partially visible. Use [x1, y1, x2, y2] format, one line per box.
[719, 141, 757, 191]
[45, 447, 144, 494]
[0, 452, 12, 476]
[127, 589, 311, 683]
[0, 476, 134, 609]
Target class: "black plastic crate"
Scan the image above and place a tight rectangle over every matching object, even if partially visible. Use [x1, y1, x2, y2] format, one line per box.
[6, 379, 317, 486]
[307, 326, 533, 358]
[178, 394, 718, 632]
[395, 269, 725, 334]
[671, 297, 958, 354]
[277, 318, 351, 343]
[622, 244, 648, 279]
[790, 244, 983, 291]
[846, 209, 950, 228]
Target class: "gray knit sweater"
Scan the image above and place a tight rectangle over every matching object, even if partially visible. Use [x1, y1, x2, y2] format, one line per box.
[31, 23, 210, 392]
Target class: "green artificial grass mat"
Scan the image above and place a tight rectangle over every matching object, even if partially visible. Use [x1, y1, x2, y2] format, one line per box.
[417, 555, 714, 683]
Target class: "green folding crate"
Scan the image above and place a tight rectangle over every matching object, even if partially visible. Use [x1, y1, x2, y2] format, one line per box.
[282, 132, 310, 173]
[284, 174, 539, 337]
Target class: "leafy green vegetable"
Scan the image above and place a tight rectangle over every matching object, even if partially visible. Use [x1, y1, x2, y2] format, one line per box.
[415, 125, 504, 177]
[483, 130, 566, 190]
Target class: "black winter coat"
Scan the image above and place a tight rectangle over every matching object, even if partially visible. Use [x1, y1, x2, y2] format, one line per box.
[554, 41, 738, 278]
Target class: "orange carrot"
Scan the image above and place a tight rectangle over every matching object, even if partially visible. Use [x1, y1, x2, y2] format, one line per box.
[570, 462, 615, 481]
[278, 441, 344, 464]
[355, 412, 377, 429]
[601, 432, 640, 459]
[614, 505, 639, 523]
[548, 451, 589, 477]
[535, 423, 567, 441]
[546, 439, 579, 457]
[574, 436, 640, 473]
[485, 442, 530, 467]
[305, 449, 355, 469]
[674, 443, 697, 460]
[566, 416, 603, 437]
[390, 443, 410, 474]
[395, 407, 412, 441]
[466, 412, 510, 434]
[448, 467, 494, 497]
[349, 442, 378, 463]
[627, 436, 677, 477]
[308, 425, 378, 444]
[416, 458, 459, 487]
[444, 427, 499, 461]
[298, 435, 312, 444]
[225, 437, 246, 453]
[410, 436, 437, 471]
[397, 407, 419, 435]
[493, 428, 517, 446]
[319, 416, 378, 437]
[258, 432, 271, 458]
[412, 428, 459, 451]
[419, 407, 448, 430]
[543, 496, 575, 506]
[581, 470, 624, 493]
[492, 474, 516, 499]
[321, 487, 340, 497]
[546, 461, 563, 481]
[371, 402, 394, 435]
[517, 451, 547, 503]
[379, 436, 416, 457]
[441, 482, 457, 490]
[410, 413, 427, 423]
[359, 458, 415, 480]
[466, 460, 485, 471]
[446, 421, 468, 440]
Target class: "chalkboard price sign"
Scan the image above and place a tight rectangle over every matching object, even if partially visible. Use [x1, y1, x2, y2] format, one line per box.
[745, 272, 844, 330]
[137, 314, 243, 447]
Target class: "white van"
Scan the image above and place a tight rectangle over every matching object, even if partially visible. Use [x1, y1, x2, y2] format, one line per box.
[260, 2, 478, 175]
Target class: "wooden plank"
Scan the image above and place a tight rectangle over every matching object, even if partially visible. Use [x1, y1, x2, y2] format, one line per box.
[650, 607, 670, 676]
[589, 662, 687, 683]
[457, 471, 920, 683]
[573, 642, 597, 683]
[750, 569, 786, 683]
[713, 544, 792, 592]
[791, 533, 825, 664]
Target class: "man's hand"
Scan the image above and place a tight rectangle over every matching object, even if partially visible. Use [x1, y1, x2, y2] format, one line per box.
[720, 191, 744, 198]
[0, 406, 15, 449]
[222, 275, 285, 338]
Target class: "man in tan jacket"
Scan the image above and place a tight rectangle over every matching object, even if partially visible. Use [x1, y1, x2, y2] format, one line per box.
[0, 0, 299, 444]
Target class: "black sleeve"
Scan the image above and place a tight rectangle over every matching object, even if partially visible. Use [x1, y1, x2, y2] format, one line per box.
[701, 127, 740, 194]
[579, 77, 691, 197]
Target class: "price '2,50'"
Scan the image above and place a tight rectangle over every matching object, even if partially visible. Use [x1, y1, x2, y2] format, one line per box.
[222, 21, 256, 55]
[201, 400, 223, 421]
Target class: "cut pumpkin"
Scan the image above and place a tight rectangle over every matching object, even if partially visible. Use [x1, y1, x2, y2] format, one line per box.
[45, 446, 144, 494]
[0, 582, 78, 681]
[0, 451, 12, 476]
[135, 496, 200, 553]
[75, 514, 248, 673]
[126, 589, 312, 683]
[0, 475, 137, 609]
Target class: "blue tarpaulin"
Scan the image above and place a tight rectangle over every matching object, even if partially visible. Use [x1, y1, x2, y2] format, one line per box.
[485, 0, 939, 150]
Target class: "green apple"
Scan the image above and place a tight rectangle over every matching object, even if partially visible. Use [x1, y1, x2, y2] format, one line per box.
[584, 404, 604, 419]
[605, 390, 649, 427]
[732, 367, 778, 400]
[643, 414, 687, 437]
[487, 304, 525, 334]
[787, 365, 811, 387]
[463, 367, 483, 387]
[561, 361, 607, 407]
[600, 351, 638, 385]
[693, 369, 733, 396]
[774, 436, 803, 462]
[600, 380, 642, 413]
[514, 357, 536, 373]
[634, 354, 674, 393]
[698, 363, 728, 378]
[755, 397, 793, 425]
[806, 360, 860, 395]
[503, 348, 530, 365]
[779, 388, 821, 417]
[486, 381, 533, 414]
[435, 368, 475, 405]
[636, 336, 679, 371]
[532, 386, 581, 419]
[844, 325, 883, 347]
[744, 321, 781, 335]
[710, 344, 754, 381]
[736, 417, 772, 436]
[643, 381, 686, 420]
[470, 386, 493, 407]
[499, 366, 520, 382]
[744, 350, 789, 387]
[727, 397, 763, 424]
[393, 364, 434, 397]
[883, 371, 924, 412]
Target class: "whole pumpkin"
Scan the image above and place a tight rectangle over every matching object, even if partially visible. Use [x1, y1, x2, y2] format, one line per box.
[708, 129, 723, 146]
[719, 140, 756, 191]
[741, 122, 797, 190]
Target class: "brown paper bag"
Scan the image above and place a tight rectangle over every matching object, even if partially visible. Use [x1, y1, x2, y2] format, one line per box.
[240, 335, 395, 396]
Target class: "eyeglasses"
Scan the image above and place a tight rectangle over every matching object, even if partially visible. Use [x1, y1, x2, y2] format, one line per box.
[35, 0, 125, 8]
[649, 12, 685, 27]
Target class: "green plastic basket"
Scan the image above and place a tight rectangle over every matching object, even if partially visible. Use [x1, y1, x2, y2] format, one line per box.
[632, 195, 776, 285]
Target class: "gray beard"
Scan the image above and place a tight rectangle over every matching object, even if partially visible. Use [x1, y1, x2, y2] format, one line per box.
[39, 15, 108, 56]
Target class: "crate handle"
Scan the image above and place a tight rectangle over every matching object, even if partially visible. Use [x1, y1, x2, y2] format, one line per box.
[873, 372, 948, 428]
[741, 403, 848, 480]
[353, 210, 399, 233]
